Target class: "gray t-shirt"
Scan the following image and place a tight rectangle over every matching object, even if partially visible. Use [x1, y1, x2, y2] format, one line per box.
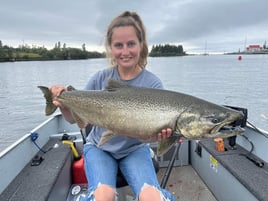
[85, 67, 163, 159]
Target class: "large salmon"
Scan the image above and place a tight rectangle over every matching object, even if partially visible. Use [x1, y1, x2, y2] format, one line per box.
[38, 79, 244, 155]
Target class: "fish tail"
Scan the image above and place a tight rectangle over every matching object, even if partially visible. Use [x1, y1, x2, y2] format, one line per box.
[38, 86, 58, 116]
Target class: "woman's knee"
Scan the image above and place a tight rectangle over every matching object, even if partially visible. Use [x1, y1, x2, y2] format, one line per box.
[94, 184, 115, 201]
[139, 184, 175, 201]
[139, 184, 162, 201]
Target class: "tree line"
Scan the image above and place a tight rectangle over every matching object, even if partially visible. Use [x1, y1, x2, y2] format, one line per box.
[0, 40, 105, 62]
[149, 44, 186, 57]
[0, 40, 186, 62]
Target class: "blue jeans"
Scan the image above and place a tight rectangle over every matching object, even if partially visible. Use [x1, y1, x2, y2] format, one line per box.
[83, 143, 176, 201]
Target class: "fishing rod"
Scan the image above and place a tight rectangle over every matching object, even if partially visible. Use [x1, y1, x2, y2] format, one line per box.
[160, 138, 183, 189]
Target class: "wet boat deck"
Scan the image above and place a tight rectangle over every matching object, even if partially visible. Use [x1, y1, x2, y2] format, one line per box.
[120, 165, 217, 201]
[159, 166, 217, 201]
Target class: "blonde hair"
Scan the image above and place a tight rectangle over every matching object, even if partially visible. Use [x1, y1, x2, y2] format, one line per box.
[105, 11, 148, 68]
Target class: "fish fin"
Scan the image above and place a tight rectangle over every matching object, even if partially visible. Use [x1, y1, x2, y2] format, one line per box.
[98, 130, 116, 147]
[38, 86, 58, 116]
[72, 112, 88, 129]
[157, 136, 177, 156]
[105, 79, 129, 91]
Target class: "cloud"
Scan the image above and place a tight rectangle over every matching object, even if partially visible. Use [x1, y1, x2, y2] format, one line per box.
[149, 0, 268, 51]
[1, 0, 268, 53]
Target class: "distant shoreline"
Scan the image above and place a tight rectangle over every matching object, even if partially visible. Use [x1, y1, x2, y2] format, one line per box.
[0, 57, 104, 63]
[225, 51, 268, 55]
[1, 51, 268, 63]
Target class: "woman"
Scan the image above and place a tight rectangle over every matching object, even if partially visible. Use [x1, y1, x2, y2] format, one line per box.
[50, 11, 176, 201]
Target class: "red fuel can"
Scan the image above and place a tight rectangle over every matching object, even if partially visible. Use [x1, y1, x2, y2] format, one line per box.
[72, 156, 88, 184]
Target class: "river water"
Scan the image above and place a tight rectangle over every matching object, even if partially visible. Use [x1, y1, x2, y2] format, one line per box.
[0, 55, 267, 151]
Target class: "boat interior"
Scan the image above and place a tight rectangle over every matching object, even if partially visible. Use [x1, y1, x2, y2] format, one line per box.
[0, 109, 268, 201]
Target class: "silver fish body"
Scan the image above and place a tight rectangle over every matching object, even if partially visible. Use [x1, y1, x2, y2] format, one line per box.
[38, 79, 244, 155]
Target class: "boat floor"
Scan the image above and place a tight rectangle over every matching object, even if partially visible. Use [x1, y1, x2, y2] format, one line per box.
[119, 165, 217, 201]
[0, 137, 216, 201]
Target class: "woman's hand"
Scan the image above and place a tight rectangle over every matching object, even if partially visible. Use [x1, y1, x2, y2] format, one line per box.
[157, 128, 172, 141]
[49, 85, 76, 123]
[49, 85, 66, 107]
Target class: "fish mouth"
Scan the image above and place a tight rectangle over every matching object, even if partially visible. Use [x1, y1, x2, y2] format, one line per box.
[213, 126, 245, 138]
[203, 109, 246, 138]
[205, 114, 245, 138]
[205, 122, 245, 138]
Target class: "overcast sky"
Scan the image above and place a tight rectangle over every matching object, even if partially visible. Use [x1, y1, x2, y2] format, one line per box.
[1, 0, 268, 53]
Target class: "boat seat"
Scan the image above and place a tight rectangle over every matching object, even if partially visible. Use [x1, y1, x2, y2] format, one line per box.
[199, 139, 268, 201]
[0, 138, 72, 201]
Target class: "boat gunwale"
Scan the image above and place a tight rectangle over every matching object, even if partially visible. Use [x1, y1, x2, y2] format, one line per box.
[0, 115, 58, 159]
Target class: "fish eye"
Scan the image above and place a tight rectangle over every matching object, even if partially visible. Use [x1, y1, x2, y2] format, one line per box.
[212, 118, 219, 123]
[203, 115, 222, 124]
